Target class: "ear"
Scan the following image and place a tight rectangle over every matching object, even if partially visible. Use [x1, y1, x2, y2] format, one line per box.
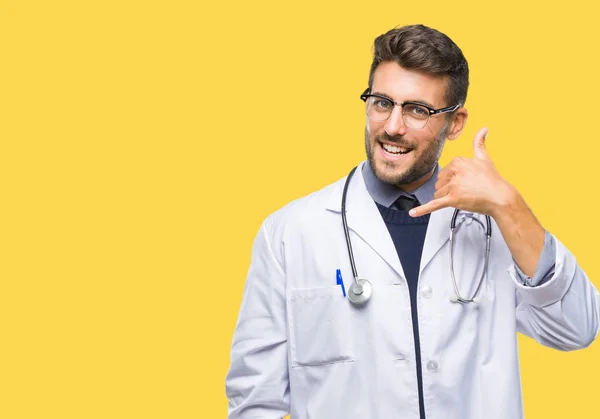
[446, 107, 468, 141]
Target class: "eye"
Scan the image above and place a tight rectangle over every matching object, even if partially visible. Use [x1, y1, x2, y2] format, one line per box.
[373, 98, 393, 110]
[405, 104, 429, 118]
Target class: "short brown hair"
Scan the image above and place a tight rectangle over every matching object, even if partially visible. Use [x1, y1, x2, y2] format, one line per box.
[368, 24, 469, 107]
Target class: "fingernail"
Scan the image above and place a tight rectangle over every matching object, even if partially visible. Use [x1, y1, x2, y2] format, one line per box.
[409, 209, 416, 216]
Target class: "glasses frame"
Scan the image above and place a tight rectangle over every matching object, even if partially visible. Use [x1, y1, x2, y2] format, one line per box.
[360, 88, 460, 128]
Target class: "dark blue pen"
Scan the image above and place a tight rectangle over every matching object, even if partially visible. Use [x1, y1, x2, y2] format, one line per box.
[336, 269, 346, 297]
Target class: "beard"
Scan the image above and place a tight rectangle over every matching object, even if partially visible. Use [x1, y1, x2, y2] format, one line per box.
[364, 123, 448, 187]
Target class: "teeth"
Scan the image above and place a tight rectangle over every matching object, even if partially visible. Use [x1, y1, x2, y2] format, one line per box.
[382, 143, 410, 154]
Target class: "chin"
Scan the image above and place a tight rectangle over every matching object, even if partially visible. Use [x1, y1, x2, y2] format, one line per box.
[372, 159, 408, 185]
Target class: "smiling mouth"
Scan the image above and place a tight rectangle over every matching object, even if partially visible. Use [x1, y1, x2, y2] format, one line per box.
[380, 141, 412, 155]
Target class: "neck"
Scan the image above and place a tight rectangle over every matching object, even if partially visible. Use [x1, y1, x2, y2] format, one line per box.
[397, 166, 436, 193]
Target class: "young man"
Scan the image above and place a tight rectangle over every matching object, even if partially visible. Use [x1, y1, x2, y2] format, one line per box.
[225, 24, 599, 419]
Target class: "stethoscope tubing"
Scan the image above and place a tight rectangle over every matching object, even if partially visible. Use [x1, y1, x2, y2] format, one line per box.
[341, 166, 359, 282]
[341, 165, 492, 305]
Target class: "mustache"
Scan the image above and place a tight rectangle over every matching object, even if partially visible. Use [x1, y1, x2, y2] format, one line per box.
[375, 132, 415, 149]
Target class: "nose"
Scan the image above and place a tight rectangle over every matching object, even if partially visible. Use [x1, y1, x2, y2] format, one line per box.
[383, 105, 407, 137]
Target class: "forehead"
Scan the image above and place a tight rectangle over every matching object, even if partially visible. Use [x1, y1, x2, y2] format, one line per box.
[371, 61, 448, 107]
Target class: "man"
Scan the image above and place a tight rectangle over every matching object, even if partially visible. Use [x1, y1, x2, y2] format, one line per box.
[225, 24, 599, 419]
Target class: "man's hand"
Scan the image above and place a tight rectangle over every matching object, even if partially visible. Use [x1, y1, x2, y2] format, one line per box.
[409, 127, 516, 219]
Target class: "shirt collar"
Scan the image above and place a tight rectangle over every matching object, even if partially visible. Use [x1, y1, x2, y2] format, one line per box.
[362, 160, 439, 208]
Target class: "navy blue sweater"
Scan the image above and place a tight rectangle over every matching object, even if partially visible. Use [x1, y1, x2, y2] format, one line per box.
[376, 202, 430, 419]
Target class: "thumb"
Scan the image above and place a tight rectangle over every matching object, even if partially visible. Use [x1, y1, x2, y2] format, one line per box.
[473, 127, 489, 160]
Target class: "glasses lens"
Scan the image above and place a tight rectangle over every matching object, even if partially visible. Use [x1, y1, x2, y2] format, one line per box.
[403, 104, 430, 129]
[366, 97, 393, 121]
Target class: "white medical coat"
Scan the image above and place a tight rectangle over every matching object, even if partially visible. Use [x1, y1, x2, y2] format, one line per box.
[226, 161, 599, 419]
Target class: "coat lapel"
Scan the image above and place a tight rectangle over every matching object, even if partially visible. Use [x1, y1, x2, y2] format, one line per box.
[326, 162, 455, 281]
[419, 206, 454, 276]
[326, 163, 406, 280]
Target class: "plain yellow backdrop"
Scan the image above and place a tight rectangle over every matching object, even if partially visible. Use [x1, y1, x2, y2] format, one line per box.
[1, 0, 599, 418]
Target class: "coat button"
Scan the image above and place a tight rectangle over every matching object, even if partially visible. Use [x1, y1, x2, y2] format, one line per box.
[426, 360, 438, 372]
[421, 286, 433, 299]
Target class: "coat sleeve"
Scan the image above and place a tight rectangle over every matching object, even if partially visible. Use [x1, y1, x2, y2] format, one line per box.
[225, 217, 290, 418]
[513, 234, 600, 351]
[512, 230, 555, 287]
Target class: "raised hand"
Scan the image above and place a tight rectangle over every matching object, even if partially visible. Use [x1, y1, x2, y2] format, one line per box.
[409, 128, 516, 218]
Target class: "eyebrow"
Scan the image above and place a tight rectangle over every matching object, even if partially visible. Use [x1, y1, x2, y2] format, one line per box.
[370, 90, 437, 109]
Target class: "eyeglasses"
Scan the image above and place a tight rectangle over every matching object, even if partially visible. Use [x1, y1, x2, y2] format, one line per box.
[360, 88, 460, 129]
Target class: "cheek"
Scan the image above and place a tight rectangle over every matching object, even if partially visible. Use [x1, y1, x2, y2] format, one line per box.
[367, 122, 384, 139]
[425, 118, 446, 137]
[410, 134, 437, 154]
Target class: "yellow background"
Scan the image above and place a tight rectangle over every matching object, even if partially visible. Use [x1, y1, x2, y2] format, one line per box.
[1, 0, 598, 418]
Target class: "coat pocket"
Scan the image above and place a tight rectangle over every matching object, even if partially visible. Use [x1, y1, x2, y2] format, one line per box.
[287, 286, 354, 367]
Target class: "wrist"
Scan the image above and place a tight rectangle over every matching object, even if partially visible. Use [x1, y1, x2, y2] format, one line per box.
[489, 181, 520, 221]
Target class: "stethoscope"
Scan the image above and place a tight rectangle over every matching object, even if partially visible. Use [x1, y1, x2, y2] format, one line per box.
[341, 166, 492, 306]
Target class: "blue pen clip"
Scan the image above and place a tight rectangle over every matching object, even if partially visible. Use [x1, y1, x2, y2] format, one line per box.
[336, 269, 346, 297]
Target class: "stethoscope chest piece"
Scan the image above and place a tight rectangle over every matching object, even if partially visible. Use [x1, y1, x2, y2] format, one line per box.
[347, 278, 373, 305]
